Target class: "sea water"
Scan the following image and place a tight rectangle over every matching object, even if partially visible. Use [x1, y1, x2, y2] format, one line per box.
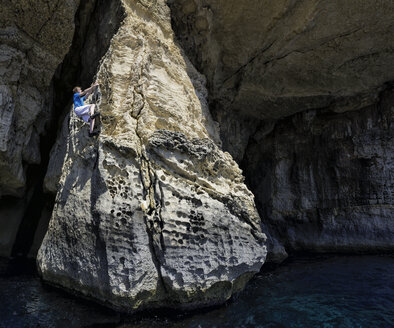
[1, 255, 393, 328]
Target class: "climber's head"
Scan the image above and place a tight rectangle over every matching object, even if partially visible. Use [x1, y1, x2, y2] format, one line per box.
[73, 86, 82, 94]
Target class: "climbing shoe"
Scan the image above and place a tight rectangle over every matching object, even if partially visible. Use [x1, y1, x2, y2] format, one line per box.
[89, 131, 100, 137]
[90, 112, 100, 120]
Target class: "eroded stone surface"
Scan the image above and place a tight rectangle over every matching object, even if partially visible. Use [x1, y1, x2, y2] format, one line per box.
[146, 130, 265, 305]
[38, 0, 266, 312]
[39, 114, 162, 309]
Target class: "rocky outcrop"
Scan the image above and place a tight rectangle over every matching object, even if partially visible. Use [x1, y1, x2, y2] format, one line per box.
[0, 0, 80, 197]
[38, 0, 266, 312]
[242, 88, 394, 257]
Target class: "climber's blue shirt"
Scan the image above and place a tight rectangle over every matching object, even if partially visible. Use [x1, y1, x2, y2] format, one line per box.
[73, 93, 85, 108]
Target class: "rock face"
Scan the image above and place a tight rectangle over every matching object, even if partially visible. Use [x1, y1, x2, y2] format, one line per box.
[169, 0, 394, 260]
[0, 0, 81, 256]
[0, 0, 80, 197]
[38, 0, 266, 312]
[242, 89, 394, 258]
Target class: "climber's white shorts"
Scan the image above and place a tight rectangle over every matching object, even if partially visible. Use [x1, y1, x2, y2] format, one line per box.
[74, 105, 91, 123]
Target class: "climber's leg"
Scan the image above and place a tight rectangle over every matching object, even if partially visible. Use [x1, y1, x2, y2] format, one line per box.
[89, 119, 95, 133]
[75, 105, 91, 122]
[90, 103, 100, 120]
[90, 104, 95, 116]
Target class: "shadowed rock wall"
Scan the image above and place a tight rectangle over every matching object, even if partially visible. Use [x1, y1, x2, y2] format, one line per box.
[168, 0, 394, 158]
[169, 0, 394, 118]
[168, 0, 394, 261]
[242, 88, 394, 259]
[0, 0, 80, 256]
[0, 0, 80, 197]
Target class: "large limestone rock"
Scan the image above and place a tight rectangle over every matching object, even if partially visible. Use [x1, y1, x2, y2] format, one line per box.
[0, 0, 80, 197]
[38, 0, 266, 312]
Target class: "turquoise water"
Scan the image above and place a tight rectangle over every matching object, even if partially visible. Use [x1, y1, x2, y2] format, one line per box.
[1, 255, 393, 328]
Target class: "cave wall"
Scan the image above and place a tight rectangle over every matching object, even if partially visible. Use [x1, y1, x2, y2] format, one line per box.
[0, 0, 80, 197]
[168, 0, 394, 160]
[169, 0, 394, 119]
[168, 0, 394, 260]
[0, 0, 81, 256]
[242, 88, 394, 256]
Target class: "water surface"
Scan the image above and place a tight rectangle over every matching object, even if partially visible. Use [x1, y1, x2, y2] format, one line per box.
[1, 255, 393, 328]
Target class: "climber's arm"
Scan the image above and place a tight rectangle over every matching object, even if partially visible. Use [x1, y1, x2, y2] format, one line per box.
[80, 82, 99, 97]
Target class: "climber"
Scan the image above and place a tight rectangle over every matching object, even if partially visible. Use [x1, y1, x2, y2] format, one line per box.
[73, 82, 100, 137]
